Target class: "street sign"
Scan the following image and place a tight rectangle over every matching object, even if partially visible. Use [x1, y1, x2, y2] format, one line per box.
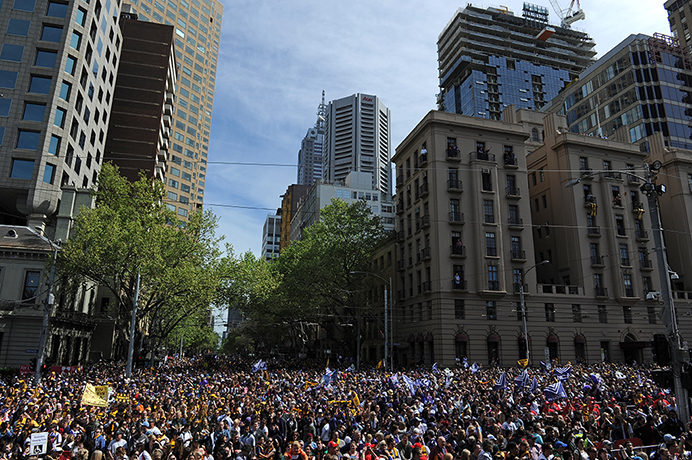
[25, 349, 38, 354]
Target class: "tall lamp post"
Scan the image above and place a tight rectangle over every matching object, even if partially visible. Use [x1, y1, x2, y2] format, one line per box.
[566, 161, 688, 422]
[519, 260, 550, 365]
[351, 271, 392, 371]
[35, 239, 60, 384]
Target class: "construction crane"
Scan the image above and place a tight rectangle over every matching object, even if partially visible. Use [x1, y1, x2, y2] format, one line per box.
[548, 0, 585, 28]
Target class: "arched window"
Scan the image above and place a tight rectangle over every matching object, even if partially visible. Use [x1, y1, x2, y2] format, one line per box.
[547, 333, 559, 360]
[455, 332, 468, 358]
[487, 333, 500, 365]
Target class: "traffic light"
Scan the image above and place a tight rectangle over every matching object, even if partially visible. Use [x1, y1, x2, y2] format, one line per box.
[652, 334, 671, 366]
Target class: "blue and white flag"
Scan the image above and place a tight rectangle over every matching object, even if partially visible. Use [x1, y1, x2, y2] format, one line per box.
[402, 375, 417, 395]
[530, 376, 538, 393]
[463, 357, 469, 369]
[445, 373, 452, 388]
[388, 374, 399, 389]
[321, 368, 338, 386]
[470, 362, 480, 374]
[540, 360, 551, 371]
[514, 370, 530, 389]
[554, 365, 572, 381]
[492, 372, 508, 391]
[615, 371, 626, 379]
[252, 359, 267, 373]
[432, 362, 439, 374]
[544, 381, 568, 401]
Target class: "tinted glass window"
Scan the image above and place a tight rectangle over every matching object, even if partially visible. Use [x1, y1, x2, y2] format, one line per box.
[10, 159, 35, 179]
[0, 70, 18, 89]
[46, 1, 68, 17]
[48, 135, 61, 155]
[43, 164, 55, 184]
[0, 44, 24, 62]
[29, 76, 52, 93]
[23, 103, 46, 121]
[0, 99, 10, 116]
[13, 0, 36, 11]
[35, 50, 58, 67]
[40, 24, 63, 42]
[17, 130, 41, 149]
[8, 19, 31, 36]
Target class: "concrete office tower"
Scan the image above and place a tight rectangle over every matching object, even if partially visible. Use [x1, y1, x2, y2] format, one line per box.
[278, 183, 309, 251]
[297, 92, 326, 186]
[0, 0, 123, 231]
[323, 93, 392, 196]
[104, 13, 176, 185]
[261, 212, 281, 261]
[123, 0, 223, 217]
[545, 33, 692, 151]
[437, 3, 596, 119]
[666, 0, 692, 49]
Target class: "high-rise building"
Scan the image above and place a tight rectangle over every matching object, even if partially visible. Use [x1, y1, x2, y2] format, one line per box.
[0, 0, 123, 231]
[545, 33, 692, 151]
[437, 3, 596, 119]
[323, 93, 392, 196]
[125, 0, 223, 217]
[104, 13, 175, 184]
[297, 91, 326, 186]
[278, 184, 309, 251]
[261, 212, 281, 261]
[665, 0, 692, 49]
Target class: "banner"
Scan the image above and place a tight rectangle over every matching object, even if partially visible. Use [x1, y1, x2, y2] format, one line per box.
[82, 383, 109, 407]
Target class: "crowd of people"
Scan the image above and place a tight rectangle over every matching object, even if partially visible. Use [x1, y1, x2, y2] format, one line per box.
[0, 357, 690, 460]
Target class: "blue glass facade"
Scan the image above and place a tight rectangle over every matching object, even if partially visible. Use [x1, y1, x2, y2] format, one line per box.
[442, 56, 572, 118]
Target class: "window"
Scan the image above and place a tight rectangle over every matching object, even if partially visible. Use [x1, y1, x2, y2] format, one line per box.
[482, 170, 492, 191]
[40, 24, 63, 41]
[616, 215, 625, 235]
[23, 103, 46, 121]
[48, 135, 61, 155]
[10, 159, 35, 179]
[35, 50, 58, 67]
[59, 81, 71, 101]
[22, 271, 41, 301]
[623, 305, 633, 324]
[178, 208, 188, 217]
[486, 301, 497, 320]
[624, 273, 634, 297]
[54, 107, 66, 128]
[572, 304, 582, 322]
[76, 7, 87, 25]
[0, 44, 24, 62]
[169, 179, 179, 188]
[485, 232, 497, 256]
[47, 1, 69, 17]
[483, 199, 494, 223]
[545, 304, 555, 322]
[0, 99, 11, 117]
[17, 130, 41, 149]
[43, 163, 55, 184]
[0, 71, 18, 90]
[14, 0, 37, 10]
[64, 55, 77, 75]
[597, 305, 608, 323]
[70, 31, 82, 51]
[619, 243, 630, 266]
[29, 76, 52, 94]
[455, 300, 465, 320]
[488, 265, 499, 290]
[648, 305, 657, 324]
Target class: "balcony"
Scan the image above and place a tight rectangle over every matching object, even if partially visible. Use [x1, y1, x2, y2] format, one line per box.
[584, 195, 597, 207]
[508, 217, 524, 229]
[620, 257, 631, 267]
[419, 182, 429, 197]
[580, 166, 593, 177]
[397, 259, 405, 271]
[446, 147, 461, 161]
[624, 288, 636, 298]
[418, 152, 428, 166]
[504, 154, 518, 168]
[396, 175, 404, 188]
[472, 150, 496, 162]
[595, 286, 608, 298]
[632, 202, 644, 213]
[603, 171, 622, 180]
[587, 225, 601, 237]
[421, 214, 430, 228]
[636, 230, 649, 241]
[420, 247, 431, 261]
[640, 259, 654, 270]
[449, 212, 464, 224]
[591, 255, 605, 267]
[487, 280, 501, 291]
[506, 186, 521, 198]
[627, 174, 640, 185]
[422, 281, 432, 292]
[447, 179, 463, 192]
[163, 114, 172, 128]
[452, 279, 468, 290]
[451, 243, 466, 257]
[511, 249, 527, 261]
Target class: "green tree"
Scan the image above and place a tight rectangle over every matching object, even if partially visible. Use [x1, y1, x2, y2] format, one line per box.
[57, 163, 224, 358]
[273, 199, 388, 357]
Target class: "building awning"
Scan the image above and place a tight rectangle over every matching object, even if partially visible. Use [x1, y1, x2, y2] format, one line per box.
[619, 341, 651, 350]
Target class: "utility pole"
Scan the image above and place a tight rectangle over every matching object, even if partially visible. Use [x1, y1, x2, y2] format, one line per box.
[36, 243, 59, 384]
[126, 268, 140, 378]
[519, 260, 549, 365]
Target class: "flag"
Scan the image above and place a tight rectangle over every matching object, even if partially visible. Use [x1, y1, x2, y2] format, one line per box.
[470, 362, 480, 374]
[615, 371, 626, 379]
[432, 362, 439, 374]
[518, 359, 529, 368]
[544, 381, 568, 401]
[82, 384, 109, 407]
[402, 375, 416, 395]
[492, 372, 507, 391]
[389, 374, 399, 389]
[463, 357, 469, 368]
[514, 370, 530, 389]
[540, 360, 551, 371]
[554, 365, 571, 381]
[376, 360, 384, 369]
[445, 373, 452, 388]
[530, 376, 538, 393]
[252, 360, 267, 373]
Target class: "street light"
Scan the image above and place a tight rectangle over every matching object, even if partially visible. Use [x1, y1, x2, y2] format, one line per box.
[351, 270, 392, 371]
[35, 238, 60, 384]
[566, 163, 688, 422]
[519, 260, 549, 365]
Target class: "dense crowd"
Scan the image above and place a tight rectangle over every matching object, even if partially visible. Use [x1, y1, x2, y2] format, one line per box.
[0, 357, 690, 460]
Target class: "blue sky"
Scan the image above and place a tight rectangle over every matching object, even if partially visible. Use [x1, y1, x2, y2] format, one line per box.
[205, 0, 670, 257]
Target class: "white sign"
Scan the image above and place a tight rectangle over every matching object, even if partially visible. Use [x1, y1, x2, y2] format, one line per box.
[30, 432, 48, 455]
